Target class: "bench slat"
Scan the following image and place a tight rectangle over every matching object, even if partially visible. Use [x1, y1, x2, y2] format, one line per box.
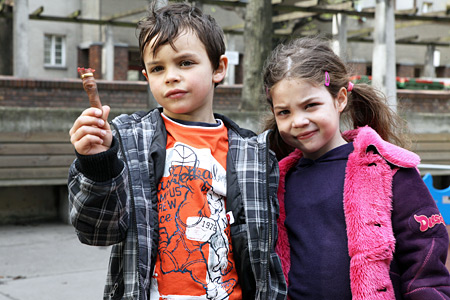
[0, 155, 75, 168]
[0, 132, 69, 142]
[413, 142, 450, 152]
[0, 167, 70, 180]
[409, 134, 450, 175]
[0, 178, 68, 187]
[410, 134, 450, 142]
[0, 143, 74, 155]
[414, 152, 450, 160]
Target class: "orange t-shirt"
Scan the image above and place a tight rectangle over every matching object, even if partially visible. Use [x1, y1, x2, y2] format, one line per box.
[150, 114, 242, 300]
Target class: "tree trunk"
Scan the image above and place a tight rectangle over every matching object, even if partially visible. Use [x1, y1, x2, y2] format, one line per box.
[240, 0, 272, 111]
[372, 0, 397, 111]
[0, 3, 13, 75]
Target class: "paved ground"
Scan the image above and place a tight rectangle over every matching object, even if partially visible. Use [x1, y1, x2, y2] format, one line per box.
[0, 222, 110, 300]
[1, 222, 449, 300]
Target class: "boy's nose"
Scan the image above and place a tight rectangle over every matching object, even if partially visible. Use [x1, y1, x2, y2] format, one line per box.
[165, 67, 181, 84]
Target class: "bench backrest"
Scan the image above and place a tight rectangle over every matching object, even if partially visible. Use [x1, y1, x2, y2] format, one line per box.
[0, 132, 74, 186]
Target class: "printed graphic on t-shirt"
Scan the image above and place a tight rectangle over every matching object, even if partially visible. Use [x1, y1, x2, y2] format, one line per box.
[151, 116, 241, 300]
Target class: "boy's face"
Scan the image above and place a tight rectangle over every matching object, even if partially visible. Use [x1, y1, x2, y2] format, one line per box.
[142, 30, 227, 123]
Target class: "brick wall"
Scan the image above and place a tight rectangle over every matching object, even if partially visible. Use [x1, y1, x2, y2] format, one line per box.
[398, 90, 450, 113]
[348, 62, 450, 79]
[114, 45, 129, 81]
[212, 84, 242, 110]
[397, 65, 416, 78]
[1, 76, 449, 114]
[89, 44, 103, 79]
[349, 62, 368, 76]
[0, 76, 149, 109]
[0, 77, 243, 111]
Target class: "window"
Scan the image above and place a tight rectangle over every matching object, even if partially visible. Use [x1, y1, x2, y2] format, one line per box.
[421, 1, 433, 14]
[44, 34, 66, 67]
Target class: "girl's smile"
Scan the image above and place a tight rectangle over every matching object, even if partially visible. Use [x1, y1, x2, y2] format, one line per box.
[296, 130, 317, 140]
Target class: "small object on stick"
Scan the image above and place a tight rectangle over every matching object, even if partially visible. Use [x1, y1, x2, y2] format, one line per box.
[77, 67, 102, 109]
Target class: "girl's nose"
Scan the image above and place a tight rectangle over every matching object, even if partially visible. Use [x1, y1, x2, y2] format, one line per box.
[292, 114, 309, 128]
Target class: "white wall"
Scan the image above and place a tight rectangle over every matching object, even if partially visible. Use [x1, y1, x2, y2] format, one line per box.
[27, 0, 82, 79]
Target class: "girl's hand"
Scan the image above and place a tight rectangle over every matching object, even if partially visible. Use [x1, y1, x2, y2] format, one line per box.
[69, 105, 112, 155]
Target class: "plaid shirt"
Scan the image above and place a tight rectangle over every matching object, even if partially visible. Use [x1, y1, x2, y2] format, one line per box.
[68, 108, 287, 300]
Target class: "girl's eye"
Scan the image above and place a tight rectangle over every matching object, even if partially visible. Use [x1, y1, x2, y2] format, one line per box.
[305, 103, 318, 109]
[180, 60, 193, 67]
[277, 110, 290, 116]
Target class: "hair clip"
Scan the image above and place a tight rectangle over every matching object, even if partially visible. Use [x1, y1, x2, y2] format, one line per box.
[348, 81, 354, 92]
[265, 86, 271, 99]
[324, 71, 330, 87]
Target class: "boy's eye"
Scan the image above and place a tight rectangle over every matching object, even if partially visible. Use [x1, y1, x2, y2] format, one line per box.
[150, 66, 163, 73]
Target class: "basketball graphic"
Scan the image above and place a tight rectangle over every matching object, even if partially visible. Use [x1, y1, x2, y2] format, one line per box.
[172, 144, 198, 168]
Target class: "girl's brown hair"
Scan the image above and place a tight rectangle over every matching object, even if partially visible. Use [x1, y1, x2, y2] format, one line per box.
[262, 36, 408, 160]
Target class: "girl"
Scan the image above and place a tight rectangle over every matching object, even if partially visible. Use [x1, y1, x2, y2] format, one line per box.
[263, 36, 450, 300]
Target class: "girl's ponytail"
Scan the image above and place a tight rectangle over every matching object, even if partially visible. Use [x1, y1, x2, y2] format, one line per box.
[345, 83, 409, 148]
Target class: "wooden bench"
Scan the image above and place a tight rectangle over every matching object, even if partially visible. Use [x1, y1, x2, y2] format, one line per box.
[410, 133, 450, 176]
[0, 132, 75, 187]
[2, 131, 449, 184]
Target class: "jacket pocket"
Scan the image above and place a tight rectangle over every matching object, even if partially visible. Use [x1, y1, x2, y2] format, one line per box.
[230, 223, 256, 299]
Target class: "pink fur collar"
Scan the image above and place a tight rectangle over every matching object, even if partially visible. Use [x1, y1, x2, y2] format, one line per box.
[345, 126, 419, 168]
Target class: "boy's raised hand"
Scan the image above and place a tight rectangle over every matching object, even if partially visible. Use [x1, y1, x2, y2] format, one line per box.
[69, 105, 113, 155]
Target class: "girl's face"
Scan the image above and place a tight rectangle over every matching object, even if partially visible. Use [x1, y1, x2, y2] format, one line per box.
[271, 77, 348, 160]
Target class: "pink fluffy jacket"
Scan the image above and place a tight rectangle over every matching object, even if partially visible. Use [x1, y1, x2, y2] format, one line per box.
[276, 126, 420, 300]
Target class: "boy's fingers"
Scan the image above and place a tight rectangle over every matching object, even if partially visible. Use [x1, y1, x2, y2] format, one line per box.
[69, 116, 106, 137]
[75, 115, 105, 129]
[74, 134, 104, 148]
[101, 105, 111, 120]
[69, 107, 104, 135]
[72, 134, 105, 155]
[70, 125, 107, 145]
[69, 105, 112, 153]
[100, 105, 112, 130]
[81, 107, 103, 117]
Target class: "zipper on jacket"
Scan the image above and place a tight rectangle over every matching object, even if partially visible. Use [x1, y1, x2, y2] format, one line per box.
[112, 123, 142, 299]
[265, 134, 272, 300]
[109, 282, 119, 299]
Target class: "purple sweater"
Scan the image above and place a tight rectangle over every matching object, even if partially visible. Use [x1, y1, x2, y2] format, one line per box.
[277, 126, 450, 300]
[284, 142, 353, 298]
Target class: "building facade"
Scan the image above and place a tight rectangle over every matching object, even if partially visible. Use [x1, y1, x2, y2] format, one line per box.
[0, 0, 449, 83]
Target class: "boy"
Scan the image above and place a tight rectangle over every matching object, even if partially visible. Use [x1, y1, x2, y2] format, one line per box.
[68, 3, 286, 300]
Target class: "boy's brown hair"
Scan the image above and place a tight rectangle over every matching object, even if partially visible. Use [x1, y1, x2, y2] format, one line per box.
[138, 3, 226, 72]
